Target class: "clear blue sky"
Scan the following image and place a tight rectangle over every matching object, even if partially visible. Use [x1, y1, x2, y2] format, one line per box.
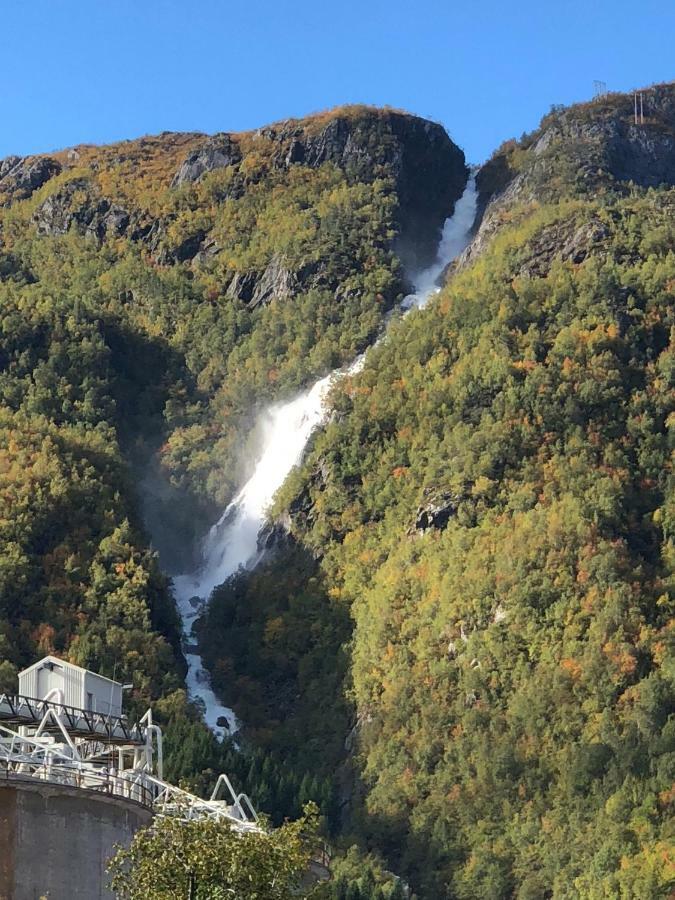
[2, 0, 673, 163]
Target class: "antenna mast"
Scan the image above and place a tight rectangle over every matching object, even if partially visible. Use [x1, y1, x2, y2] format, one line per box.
[634, 90, 646, 125]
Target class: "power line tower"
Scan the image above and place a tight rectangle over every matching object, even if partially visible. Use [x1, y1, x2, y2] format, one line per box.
[593, 80, 607, 98]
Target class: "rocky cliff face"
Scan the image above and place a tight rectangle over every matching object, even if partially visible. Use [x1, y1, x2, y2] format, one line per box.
[32, 178, 131, 240]
[458, 80, 675, 272]
[249, 109, 468, 270]
[171, 134, 242, 187]
[0, 154, 61, 203]
[1, 107, 467, 307]
[164, 108, 467, 276]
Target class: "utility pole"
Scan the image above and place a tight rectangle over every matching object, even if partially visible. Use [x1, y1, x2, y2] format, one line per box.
[634, 92, 638, 125]
[640, 91, 644, 124]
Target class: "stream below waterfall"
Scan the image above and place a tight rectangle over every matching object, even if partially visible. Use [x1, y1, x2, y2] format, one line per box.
[171, 173, 478, 739]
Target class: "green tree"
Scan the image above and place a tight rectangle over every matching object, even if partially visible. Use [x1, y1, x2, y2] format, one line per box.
[108, 804, 321, 900]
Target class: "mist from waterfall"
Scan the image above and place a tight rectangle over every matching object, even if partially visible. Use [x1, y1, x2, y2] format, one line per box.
[172, 173, 478, 738]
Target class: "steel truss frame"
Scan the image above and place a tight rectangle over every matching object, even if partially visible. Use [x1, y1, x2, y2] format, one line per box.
[0, 704, 259, 832]
[0, 692, 143, 743]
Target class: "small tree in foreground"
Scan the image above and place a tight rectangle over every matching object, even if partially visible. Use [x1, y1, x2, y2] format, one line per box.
[108, 804, 321, 900]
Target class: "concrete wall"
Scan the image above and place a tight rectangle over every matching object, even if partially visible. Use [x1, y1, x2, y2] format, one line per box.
[0, 778, 152, 900]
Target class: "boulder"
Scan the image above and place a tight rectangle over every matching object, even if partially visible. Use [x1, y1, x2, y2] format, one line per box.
[413, 489, 463, 533]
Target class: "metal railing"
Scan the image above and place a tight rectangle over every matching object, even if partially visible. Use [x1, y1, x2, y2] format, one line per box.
[0, 758, 156, 808]
[148, 774, 261, 832]
[0, 692, 143, 744]
[0, 760, 262, 829]
[0, 713, 261, 831]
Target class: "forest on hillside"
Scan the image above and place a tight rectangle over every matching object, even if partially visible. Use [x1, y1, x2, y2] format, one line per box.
[202, 88, 675, 898]
[0, 106, 441, 690]
[0, 87, 673, 899]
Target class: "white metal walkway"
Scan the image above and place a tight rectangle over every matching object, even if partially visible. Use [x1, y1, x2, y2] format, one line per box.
[0, 692, 143, 744]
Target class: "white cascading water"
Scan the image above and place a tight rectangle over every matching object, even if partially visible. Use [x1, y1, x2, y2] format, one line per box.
[172, 173, 478, 739]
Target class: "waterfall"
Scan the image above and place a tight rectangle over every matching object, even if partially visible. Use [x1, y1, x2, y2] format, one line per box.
[172, 173, 478, 739]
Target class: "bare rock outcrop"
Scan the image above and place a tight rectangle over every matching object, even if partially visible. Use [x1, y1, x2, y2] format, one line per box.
[224, 256, 299, 309]
[171, 134, 241, 187]
[32, 178, 130, 240]
[248, 255, 299, 309]
[515, 217, 611, 278]
[0, 154, 61, 203]
[413, 490, 461, 533]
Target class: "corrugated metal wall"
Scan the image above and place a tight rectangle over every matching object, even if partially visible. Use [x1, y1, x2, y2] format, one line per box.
[18, 669, 37, 699]
[19, 663, 82, 707]
[62, 665, 82, 708]
[84, 673, 122, 716]
[18, 662, 125, 713]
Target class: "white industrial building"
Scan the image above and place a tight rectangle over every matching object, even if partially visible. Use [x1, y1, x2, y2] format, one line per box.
[1, 655, 261, 899]
[18, 655, 123, 716]
[2, 654, 260, 831]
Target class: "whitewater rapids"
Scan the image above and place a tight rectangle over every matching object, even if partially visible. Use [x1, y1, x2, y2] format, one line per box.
[172, 173, 478, 739]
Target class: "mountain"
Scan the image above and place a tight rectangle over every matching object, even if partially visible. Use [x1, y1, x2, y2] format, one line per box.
[0, 103, 466, 635]
[0, 102, 467, 845]
[465, 81, 675, 269]
[201, 84, 675, 898]
[0, 86, 673, 899]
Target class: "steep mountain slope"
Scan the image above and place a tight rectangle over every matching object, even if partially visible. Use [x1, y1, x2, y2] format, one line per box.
[0, 107, 466, 795]
[1, 109, 465, 537]
[200, 84, 675, 898]
[464, 81, 675, 270]
[1, 85, 673, 900]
